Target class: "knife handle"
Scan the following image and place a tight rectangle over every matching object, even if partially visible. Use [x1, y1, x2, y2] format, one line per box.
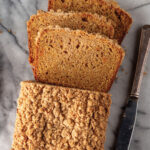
[130, 25, 150, 98]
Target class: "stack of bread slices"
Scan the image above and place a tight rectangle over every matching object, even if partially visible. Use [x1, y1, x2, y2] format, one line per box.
[11, 0, 132, 149]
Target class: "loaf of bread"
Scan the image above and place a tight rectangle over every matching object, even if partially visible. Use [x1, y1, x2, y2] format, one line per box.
[11, 81, 111, 150]
[48, 0, 132, 43]
[27, 10, 115, 66]
[34, 26, 125, 92]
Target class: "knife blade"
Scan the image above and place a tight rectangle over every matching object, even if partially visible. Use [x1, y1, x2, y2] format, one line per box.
[115, 25, 150, 150]
[115, 98, 138, 150]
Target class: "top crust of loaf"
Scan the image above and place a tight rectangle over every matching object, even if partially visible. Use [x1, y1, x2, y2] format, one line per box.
[48, 0, 132, 43]
[22, 80, 112, 95]
[11, 81, 111, 150]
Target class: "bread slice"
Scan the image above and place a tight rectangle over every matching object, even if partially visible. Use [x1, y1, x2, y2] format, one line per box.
[27, 10, 115, 66]
[48, 0, 132, 43]
[34, 26, 125, 92]
[11, 81, 111, 150]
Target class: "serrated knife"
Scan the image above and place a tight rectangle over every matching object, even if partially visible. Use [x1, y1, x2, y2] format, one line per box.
[115, 25, 150, 150]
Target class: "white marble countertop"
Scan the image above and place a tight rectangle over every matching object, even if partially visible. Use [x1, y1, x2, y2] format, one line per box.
[0, 0, 150, 149]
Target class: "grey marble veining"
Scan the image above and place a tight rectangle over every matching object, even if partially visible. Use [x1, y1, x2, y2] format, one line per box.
[0, 0, 150, 150]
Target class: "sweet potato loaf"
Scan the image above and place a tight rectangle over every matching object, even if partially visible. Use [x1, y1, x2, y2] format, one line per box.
[27, 10, 115, 66]
[48, 0, 132, 43]
[34, 26, 125, 92]
[11, 81, 111, 150]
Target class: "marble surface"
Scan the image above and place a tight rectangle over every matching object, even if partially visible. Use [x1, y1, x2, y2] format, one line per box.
[0, 0, 150, 149]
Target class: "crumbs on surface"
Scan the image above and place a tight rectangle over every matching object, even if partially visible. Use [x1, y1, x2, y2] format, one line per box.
[143, 72, 147, 76]
[120, 67, 124, 72]
[8, 29, 12, 33]
[8, 29, 16, 35]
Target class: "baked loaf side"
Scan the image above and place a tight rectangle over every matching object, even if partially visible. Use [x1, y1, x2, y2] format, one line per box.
[48, 0, 132, 43]
[11, 81, 111, 150]
[34, 26, 125, 92]
[27, 10, 115, 66]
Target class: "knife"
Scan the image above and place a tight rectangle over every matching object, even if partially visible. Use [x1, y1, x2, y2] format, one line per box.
[115, 25, 150, 150]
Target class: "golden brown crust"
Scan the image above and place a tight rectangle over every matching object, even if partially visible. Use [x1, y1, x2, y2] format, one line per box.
[11, 81, 111, 150]
[106, 49, 125, 91]
[48, 0, 132, 43]
[48, 0, 54, 10]
[27, 10, 115, 66]
[34, 26, 125, 92]
[114, 7, 132, 43]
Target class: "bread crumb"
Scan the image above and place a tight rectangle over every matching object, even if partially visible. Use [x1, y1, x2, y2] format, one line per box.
[120, 67, 124, 72]
[0, 30, 2, 34]
[8, 29, 11, 33]
[143, 72, 147, 76]
[115, 76, 118, 83]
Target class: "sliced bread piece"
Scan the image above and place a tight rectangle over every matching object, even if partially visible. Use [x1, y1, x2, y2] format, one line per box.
[11, 81, 111, 150]
[27, 10, 115, 66]
[48, 0, 132, 43]
[34, 26, 125, 92]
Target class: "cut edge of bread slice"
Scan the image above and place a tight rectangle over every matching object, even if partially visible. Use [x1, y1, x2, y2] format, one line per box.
[27, 9, 115, 67]
[48, 0, 132, 44]
[34, 25, 125, 92]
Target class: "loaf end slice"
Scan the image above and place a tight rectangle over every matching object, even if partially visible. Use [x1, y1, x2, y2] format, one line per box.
[34, 26, 125, 92]
[48, 0, 132, 43]
[11, 81, 111, 150]
[27, 10, 115, 66]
